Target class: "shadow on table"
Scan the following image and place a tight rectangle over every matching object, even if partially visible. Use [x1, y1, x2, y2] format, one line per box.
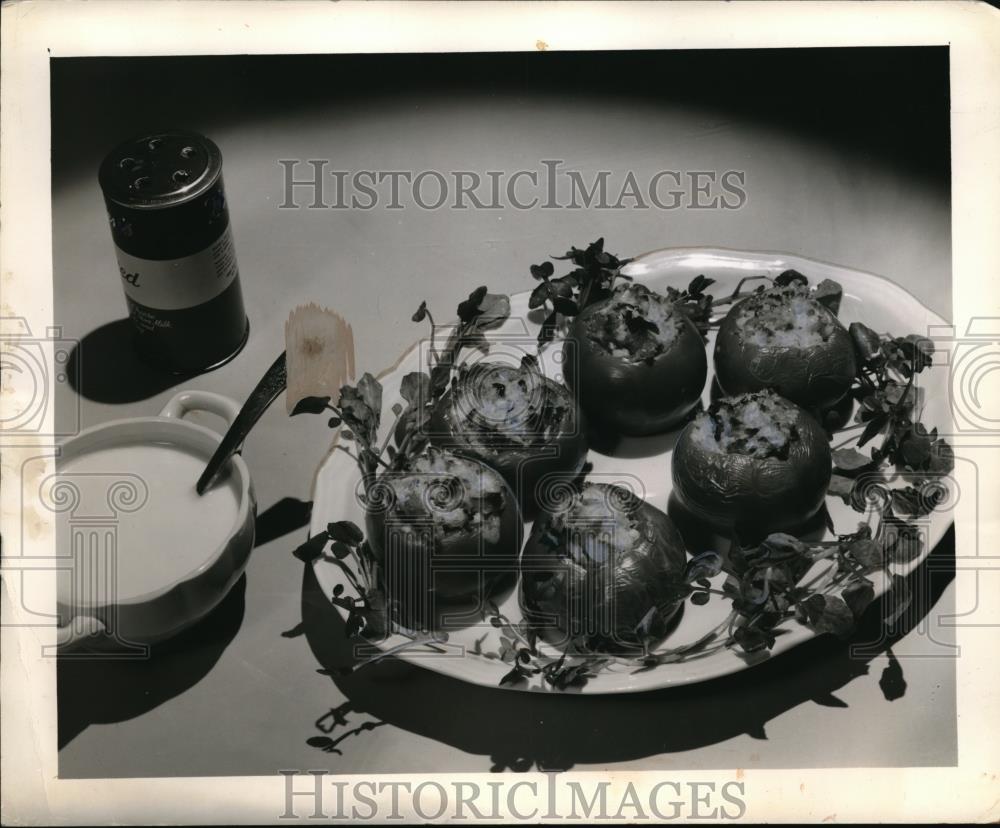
[255, 497, 312, 548]
[57, 575, 246, 750]
[300, 527, 954, 771]
[66, 318, 191, 404]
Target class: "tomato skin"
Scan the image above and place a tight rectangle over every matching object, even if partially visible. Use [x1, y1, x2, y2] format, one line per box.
[365, 458, 523, 630]
[519, 484, 688, 654]
[714, 296, 857, 410]
[562, 300, 708, 437]
[671, 401, 832, 538]
[427, 375, 588, 517]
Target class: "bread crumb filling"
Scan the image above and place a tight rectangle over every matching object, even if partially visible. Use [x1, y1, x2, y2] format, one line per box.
[544, 483, 644, 565]
[452, 362, 572, 450]
[690, 390, 801, 459]
[734, 284, 835, 348]
[584, 284, 686, 362]
[382, 448, 507, 542]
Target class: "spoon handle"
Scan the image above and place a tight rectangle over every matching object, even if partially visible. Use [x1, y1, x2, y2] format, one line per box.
[196, 351, 287, 495]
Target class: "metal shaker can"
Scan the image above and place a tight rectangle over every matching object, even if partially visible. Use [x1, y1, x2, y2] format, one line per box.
[99, 130, 249, 374]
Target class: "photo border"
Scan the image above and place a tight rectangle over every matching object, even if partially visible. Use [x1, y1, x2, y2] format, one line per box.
[2, 1, 998, 823]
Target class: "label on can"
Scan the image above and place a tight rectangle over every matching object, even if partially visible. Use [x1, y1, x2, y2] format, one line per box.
[114, 226, 239, 311]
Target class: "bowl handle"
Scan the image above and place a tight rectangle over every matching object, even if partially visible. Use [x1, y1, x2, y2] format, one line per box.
[159, 390, 241, 428]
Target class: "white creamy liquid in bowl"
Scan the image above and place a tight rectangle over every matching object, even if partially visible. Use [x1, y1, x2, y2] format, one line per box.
[55, 440, 242, 604]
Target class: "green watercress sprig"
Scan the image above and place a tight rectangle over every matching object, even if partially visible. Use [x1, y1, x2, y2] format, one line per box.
[394, 286, 512, 460]
[292, 520, 450, 672]
[527, 238, 727, 345]
[823, 324, 953, 545]
[528, 237, 632, 346]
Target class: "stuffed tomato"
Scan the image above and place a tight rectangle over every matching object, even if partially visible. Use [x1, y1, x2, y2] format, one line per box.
[427, 359, 587, 515]
[671, 389, 832, 538]
[519, 482, 688, 654]
[562, 283, 708, 437]
[366, 446, 522, 630]
[714, 282, 856, 410]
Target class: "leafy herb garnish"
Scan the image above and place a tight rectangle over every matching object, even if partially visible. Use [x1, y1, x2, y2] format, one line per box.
[292, 522, 449, 669]
[395, 286, 512, 449]
[721, 529, 886, 653]
[292, 520, 386, 639]
[662, 274, 716, 339]
[290, 373, 388, 490]
[847, 323, 946, 466]
[824, 316, 953, 543]
[482, 601, 611, 691]
[527, 238, 725, 344]
[528, 238, 632, 345]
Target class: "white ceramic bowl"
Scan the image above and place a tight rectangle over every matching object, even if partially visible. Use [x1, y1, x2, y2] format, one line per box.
[54, 390, 256, 649]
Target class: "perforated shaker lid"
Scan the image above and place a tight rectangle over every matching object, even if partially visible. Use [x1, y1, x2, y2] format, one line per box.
[98, 130, 223, 209]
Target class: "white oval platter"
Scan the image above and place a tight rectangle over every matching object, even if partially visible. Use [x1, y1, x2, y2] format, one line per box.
[310, 247, 953, 694]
